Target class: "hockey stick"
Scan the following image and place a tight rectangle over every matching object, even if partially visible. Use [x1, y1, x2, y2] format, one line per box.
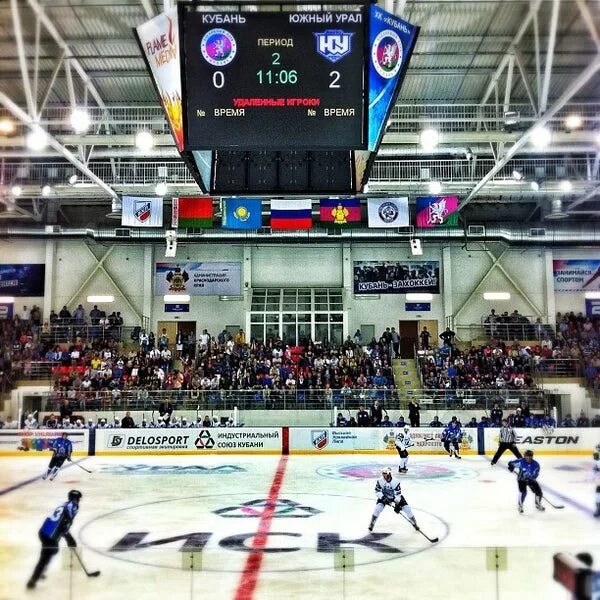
[397, 511, 439, 543]
[542, 496, 564, 509]
[72, 548, 100, 577]
[71, 460, 93, 474]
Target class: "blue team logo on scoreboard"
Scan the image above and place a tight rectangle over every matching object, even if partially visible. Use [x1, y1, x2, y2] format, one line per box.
[371, 29, 403, 79]
[314, 30, 354, 63]
[200, 28, 237, 66]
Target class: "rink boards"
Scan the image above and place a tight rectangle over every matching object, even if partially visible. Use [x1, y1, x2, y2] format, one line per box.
[0, 427, 596, 456]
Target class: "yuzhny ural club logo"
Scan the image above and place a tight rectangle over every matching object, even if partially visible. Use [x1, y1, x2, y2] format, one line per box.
[378, 201, 399, 223]
[311, 430, 329, 450]
[201, 28, 237, 66]
[314, 30, 354, 63]
[134, 201, 152, 223]
[371, 29, 403, 79]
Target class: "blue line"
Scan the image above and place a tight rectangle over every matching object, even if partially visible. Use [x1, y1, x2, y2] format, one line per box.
[0, 459, 89, 497]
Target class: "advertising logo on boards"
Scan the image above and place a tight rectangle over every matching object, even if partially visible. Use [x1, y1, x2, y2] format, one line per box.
[311, 430, 329, 450]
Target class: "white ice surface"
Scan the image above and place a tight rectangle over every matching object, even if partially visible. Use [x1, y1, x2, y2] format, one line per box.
[0, 453, 599, 600]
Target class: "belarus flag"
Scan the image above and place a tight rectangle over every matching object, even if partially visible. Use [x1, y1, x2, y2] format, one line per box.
[270, 199, 313, 230]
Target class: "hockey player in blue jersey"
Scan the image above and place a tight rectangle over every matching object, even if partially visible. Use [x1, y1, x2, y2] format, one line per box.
[441, 421, 462, 459]
[27, 489, 82, 589]
[509, 449, 545, 513]
[42, 432, 72, 481]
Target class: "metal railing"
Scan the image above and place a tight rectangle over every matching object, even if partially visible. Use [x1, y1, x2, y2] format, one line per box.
[12, 360, 59, 381]
[455, 322, 555, 342]
[33, 387, 548, 413]
[39, 324, 139, 344]
[534, 358, 582, 378]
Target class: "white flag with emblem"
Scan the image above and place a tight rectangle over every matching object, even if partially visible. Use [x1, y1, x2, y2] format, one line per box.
[121, 196, 163, 227]
[367, 197, 409, 228]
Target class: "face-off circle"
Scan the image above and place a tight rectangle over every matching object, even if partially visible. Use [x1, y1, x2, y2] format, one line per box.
[316, 462, 478, 483]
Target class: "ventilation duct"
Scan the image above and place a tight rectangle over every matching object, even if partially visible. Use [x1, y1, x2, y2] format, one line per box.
[545, 198, 568, 220]
[105, 196, 122, 220]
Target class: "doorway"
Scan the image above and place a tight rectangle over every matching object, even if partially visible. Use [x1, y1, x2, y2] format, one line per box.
[398, 320, 418, 358]
[419, 319, 438, 349]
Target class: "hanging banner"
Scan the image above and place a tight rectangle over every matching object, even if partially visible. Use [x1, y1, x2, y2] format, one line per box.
[367, 5, 419, 151]
[0, 264, 45, 296]
[415, 196, 459, 228]
[0, 303, 13, 319]
[135, 8, 184, 151]
[367, 197, 409, 228]
[121, 196, 163, 227]
[354, 261, 440, 294]
[155, 262, 242, 296]
[553, 260, 600, 292]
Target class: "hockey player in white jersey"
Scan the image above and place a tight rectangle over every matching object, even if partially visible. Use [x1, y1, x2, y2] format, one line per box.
[395, 425, 414, 473]
[368, 467, 419, 532]
[24, 414, 38, 430]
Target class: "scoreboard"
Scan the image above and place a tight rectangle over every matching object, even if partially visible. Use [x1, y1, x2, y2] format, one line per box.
[182, 9, 367, 151]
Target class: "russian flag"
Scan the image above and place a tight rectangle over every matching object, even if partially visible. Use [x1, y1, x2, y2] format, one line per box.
[270, 199, 313, 230]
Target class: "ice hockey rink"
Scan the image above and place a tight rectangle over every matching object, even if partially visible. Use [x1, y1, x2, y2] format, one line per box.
[0, 453, 598, 600]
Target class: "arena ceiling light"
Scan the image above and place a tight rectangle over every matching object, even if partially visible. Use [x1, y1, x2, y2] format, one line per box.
[531, 180, 541, 192]
[483, 292, 511, 301]
[164, 294, 190, 302]
[0, 117, 16, 135]
[26, 128, 48, 151]
[68, 174, 78, 185]
[69, 108, 91, 134]
[419, 128, 439, 150]
[428, 181, 442, 194]
[565, 114, 582, 130]
[512, 169, 523, 181]
[584, 291, 600, 299]
[86, 295, 114, 303]
[559, 180, 573, 193]
[406, 293, 433, 301]
[41, 184, 51, 197]
[135, 130, 154, 152]
[10, 184, 22, 197]
[0, 296, 15, 303]
[155, 182, 168, 196]
[530, 126, 552, 149]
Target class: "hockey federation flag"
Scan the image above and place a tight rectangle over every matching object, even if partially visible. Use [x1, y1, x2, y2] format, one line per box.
[270, 199, 312, 230]
[222, 198, 262, 230]
[415, 196, 459, 228]
[367, 197, 409, 228]
[121, 196, 163, 227]
[172, 197, 213, 228]
[319, 198, 361, 226]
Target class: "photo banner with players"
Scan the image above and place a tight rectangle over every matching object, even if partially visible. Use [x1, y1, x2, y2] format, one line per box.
[353, 260, 440, 294]
[0, 429, 89, 455]
[553, 259, 600, 292]
[155, 262, 242, 296]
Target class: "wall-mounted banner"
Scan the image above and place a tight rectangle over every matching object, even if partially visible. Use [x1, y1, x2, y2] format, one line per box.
[121, 196, 163, 227]
[553, 259, 600, 292]
[354, 261, 439, 294]
[136, 8, 184, 151]
[367, 4, 419, 150]
[405, 302, 431, 312]
[155, 262, 242, 296]
[0, 303, 14, 319]
[0, 264, 45, 296]
[164, 303, 190, 313]
[585, 299, 600, 317]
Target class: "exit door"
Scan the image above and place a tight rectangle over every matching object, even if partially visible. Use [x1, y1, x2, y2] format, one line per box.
[398, 320, 418, 358]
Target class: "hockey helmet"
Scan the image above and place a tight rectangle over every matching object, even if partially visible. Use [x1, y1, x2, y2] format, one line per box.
[68, 489, 82, 502]
[524, 449, 534, 457]
[381, 467, 392, 481]
[403, 424, 411, 431]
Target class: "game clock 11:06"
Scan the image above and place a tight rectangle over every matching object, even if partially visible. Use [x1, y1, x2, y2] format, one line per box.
[182, 10, 367, 151]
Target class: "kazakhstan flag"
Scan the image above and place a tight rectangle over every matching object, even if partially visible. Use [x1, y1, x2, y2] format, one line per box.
[222, 198, 262, 230]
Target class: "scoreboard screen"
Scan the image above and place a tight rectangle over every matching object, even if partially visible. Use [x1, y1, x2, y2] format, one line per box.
[182, 9, 367, 151]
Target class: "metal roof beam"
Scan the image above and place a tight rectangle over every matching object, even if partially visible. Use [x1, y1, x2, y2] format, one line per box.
[458, 55, 600, 212]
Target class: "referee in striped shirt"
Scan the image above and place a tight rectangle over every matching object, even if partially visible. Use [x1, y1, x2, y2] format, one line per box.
[491, 418, 523, 465]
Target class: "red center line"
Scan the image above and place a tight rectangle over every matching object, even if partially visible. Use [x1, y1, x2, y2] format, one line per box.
[233, 455, 289, 600]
